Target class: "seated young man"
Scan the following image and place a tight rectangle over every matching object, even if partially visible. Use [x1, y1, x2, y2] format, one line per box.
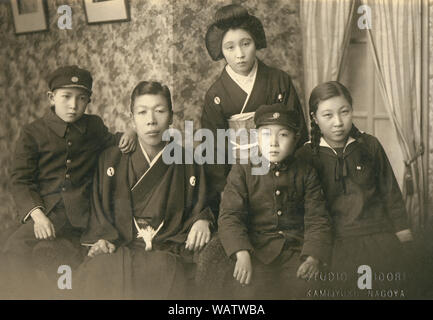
[4, 65, 135, 298]
[77, 81, 214, 299]
[218, 103, 332, 299]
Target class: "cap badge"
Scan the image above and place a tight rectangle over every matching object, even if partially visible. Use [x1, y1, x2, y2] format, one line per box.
[71, 76, 79, 83]
[107, 167, 115, 177]
[273, 112, 280, 119]
[214, 96, 221, 105]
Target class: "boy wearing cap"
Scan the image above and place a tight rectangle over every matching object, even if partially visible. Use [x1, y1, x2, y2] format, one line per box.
[218, 103, 332, 299]
[4, 65, 135, 297]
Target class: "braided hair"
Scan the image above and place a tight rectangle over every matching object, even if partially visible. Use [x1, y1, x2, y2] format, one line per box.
[309, 81, 358, 153]
[308, 81, 375, 166]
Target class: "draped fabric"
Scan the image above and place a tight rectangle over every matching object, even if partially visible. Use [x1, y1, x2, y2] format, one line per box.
[300, 0, 356, 117]
[362, 0, 427, 231]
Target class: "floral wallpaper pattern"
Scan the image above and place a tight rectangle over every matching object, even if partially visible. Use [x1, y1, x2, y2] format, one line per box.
[0, 0, 303, 237]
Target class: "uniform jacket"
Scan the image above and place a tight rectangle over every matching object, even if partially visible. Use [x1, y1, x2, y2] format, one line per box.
[295, 134, 409, 239]
[218, 156, 332, 265]
[80, 145, 215, 247]
[10, 107, 118, 228]
[201, 60, 308, 195]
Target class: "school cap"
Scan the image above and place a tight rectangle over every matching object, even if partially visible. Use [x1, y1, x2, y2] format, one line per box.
[254, 103, 300, 131]
[205, 4, 267, 61]
[47, 65, 92, 94]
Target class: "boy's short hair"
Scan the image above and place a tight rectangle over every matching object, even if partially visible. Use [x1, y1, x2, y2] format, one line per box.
[254, 103, 300, 132]
[130, 81, 173, 113]
[48, 65, 92, 95]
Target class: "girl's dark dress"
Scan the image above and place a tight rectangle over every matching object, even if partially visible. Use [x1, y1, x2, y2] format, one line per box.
[296, 133, 410, 297]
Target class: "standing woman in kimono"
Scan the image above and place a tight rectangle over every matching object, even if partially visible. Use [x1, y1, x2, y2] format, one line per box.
[77, 81, 214, 299]
[296, 81, 415, 298]
[201, 4, 308, 209]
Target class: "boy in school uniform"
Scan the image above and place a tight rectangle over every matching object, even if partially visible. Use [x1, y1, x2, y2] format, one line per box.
[3, 65, 136, 297]
[218, 103, 332, 299]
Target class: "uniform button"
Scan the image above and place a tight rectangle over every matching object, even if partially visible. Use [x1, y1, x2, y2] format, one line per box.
[62, 187, 66, 192]
[277, 210, 282, 216]
[275, 171, 280, 177]
[66, 159, 71, 164]
[278, 231, 284, 235]
[275, 190, 281, 196]
[67, 141, 72, 147]
[65, 174, 70, 179]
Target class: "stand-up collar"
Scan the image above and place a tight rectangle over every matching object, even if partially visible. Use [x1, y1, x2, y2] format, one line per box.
[44, 106, 87, 137]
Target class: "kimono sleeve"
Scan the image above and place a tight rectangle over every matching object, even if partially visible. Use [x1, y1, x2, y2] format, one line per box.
[186, 163, 216, 229]
[80, 152, 120, 245]
[10, 125, 45, 222]
[301, 164, 333, 265]
[281, 75, 308, 148]
[201, 94, 230, 195]
[218, 164, 254, 258]
[374, 138, 409, 232]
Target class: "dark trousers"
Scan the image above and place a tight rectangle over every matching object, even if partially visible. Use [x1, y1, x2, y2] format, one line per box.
[233, 249, 315, 300]
[2, 203, 86, 298]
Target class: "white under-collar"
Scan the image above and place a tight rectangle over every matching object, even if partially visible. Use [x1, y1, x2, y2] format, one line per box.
[225, 59, 258, 95]
[138, 140, 166, 168]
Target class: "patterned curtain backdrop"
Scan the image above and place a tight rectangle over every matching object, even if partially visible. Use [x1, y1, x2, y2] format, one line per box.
[300, 0, 355, 119]
[0, 0, 303, 238]
[363, 0, 428, 231]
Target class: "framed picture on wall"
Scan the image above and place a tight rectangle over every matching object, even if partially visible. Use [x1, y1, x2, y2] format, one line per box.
[83, 0, 130, 24]
[10, 0, 49, 35]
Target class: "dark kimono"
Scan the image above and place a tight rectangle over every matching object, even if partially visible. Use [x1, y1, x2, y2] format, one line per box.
[77, 144, 214, 299]
[217, 157, 332, 299]
[201, 60, 308, 205]
[296, 134, 411, 297]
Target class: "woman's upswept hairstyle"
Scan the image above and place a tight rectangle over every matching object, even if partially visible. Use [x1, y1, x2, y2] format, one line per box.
[308, 81, 363, 154]
[205, 4, 267, 61]
[130, 81, 173, 113]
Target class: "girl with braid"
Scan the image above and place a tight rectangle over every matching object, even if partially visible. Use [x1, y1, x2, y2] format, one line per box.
[296, 81, 414, 298]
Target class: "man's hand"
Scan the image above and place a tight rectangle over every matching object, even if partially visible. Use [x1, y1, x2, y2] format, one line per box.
[88, 239, 116, 258]
[31, 209, 55, 240]
[234, 250, 252, 285]
[297, 256, 320, 280]
[118, 128, 137, 154]
[185, 219, 211, 251]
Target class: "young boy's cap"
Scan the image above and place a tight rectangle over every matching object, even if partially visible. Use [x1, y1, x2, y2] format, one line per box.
[48, 65, 93, 94]
[254, 103, 300, 131]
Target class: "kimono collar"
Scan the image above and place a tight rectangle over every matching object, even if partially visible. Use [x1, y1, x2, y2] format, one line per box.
[44, 106, 87, 137]
[138, 140, 166, 168]
[225, 58, 258, 95]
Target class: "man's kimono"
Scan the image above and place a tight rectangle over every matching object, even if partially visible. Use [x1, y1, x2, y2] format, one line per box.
[77, 143, 214, 299]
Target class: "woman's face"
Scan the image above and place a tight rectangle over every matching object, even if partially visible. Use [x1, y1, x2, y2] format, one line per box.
[313, 95, 353, 148]
[132, 94, 172, 155]
[222, 28, 256, 76]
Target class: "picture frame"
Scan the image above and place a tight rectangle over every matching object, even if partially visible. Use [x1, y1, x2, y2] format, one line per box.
[10, 0, 49, 35]
[83, 0, 130, 25]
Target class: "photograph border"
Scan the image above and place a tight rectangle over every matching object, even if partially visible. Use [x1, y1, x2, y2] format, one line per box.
[83, 0, 130, 25]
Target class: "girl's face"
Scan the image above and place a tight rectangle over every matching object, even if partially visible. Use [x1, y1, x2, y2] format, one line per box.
[222, 28, 256, 76]
[313, 95, 353, 148]
[258, 124, 297, 163]
[131, 94, 172, 155]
